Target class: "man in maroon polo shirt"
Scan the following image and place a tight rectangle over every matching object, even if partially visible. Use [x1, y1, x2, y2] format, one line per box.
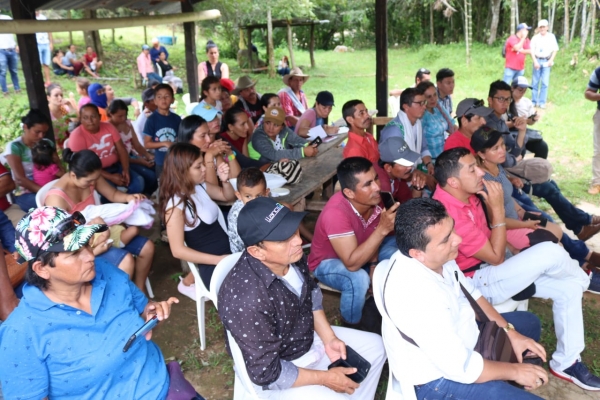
[375, 136, 422, 203]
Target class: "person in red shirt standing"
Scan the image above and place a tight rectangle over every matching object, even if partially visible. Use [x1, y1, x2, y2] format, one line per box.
[503, 23, 532, 84]
[444, 98, 493, 154]
[342, 100, 379, 164]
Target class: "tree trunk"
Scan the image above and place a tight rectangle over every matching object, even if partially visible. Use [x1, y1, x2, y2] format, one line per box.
[538, 0, 542, 23]
[267, 8, 275, 78]
[430, 2, 434, 44]
[510, 0, 516, 34]
[488, 0, 502, 44]
[68, 10, 73, 44]
[464, 0, 472, 65]
[287, 22, 296, 69]
[592, 0, 596, 45]
[83, 9, 104, 60]
[550, 0, 557, 31]
[581, 0, 592, 52]
[309, 24, 315, 68]
[565, 0, 570, 44]
[571, 0, 580, 43]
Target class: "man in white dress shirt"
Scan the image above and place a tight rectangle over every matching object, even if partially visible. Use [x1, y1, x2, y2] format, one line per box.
[379, 198, 548, 399]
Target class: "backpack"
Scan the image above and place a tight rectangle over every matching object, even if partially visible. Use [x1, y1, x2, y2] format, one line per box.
[501, 37, 510, 58]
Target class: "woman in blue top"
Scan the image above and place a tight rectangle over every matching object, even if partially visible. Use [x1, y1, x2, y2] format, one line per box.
[418, 81, 455, 161]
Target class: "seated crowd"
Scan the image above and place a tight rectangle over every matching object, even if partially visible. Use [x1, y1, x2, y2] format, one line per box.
[1, 62, 600, 400]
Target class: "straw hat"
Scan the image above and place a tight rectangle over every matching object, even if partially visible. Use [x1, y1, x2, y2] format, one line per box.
[232, 75, 258, 95]
[283, 67, 310, 86]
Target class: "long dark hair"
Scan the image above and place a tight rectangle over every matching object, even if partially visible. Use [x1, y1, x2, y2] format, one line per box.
[21, 109, 50, 129]
[223, 108, 246, 132]
[177, 115, 208, 144]
[158, 143, 203, 227]
[62, 148, 102, 178]
[200, 76, 220, 101]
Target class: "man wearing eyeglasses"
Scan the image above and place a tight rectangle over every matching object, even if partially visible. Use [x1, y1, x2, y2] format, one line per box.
[381, 87, 435, 190]
[0, 207, 198, 400]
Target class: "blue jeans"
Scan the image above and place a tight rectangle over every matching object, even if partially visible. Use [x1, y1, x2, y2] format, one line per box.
[512, 188, 590, 266]
[415, 377, 542, 400]
[0, 49, 19, 93]
[130, 160, 158, 195]
[501, 311, 541, 342]
[521, 180, 591, 235]
[531, 61, 551, 106]
[13, 193, 37, 213]
[503, 67, 524, 84]
[103, 163, 145, 196]
[37, 43, 51, 66]
[0, 210, 15, 252]
[144, 72, 163, 84]
[313, 236, 398, 324]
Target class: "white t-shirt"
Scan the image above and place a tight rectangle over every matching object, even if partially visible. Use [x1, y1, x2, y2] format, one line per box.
[165, 184, 219, 231]
[36, 14, 50, 44]
[281, 265, 304, 297]
[530, 32, 559, 59]
[0, 15, 16, 49]
[515, 97, 535, 118]
[133, 110, 149, 146]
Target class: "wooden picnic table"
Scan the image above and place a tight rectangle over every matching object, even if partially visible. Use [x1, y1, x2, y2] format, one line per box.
[276, 132, 347, 211]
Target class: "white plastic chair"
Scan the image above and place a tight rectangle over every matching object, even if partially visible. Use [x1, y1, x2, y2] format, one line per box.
[209, 252, 242, 310]
[372, 259, 417, 400]
[35, 179, 60, 207]
[388, 95, 400, 118]
[493, 297, 528, 313]
[36, 179, 155, 299]
[183, 208, 230, 351]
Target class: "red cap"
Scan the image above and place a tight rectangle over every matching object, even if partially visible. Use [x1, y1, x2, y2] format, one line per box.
[220, 78, 235, 93]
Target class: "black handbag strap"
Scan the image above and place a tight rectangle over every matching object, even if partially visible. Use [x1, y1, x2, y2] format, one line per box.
[454, 271, 490, 323]
[382, 260, 419, 347]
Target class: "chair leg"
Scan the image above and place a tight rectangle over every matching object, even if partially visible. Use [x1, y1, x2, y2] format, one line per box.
[145, 277, 154, 299]
[198, 296, 206, 351]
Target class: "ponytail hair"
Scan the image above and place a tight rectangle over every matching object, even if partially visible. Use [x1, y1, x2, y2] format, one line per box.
[62, 148, 102, 178]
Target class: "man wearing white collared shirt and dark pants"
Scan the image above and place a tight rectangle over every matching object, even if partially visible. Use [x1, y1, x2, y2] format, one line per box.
[530, 19, 559, 109]
[0, 14, 20, 96]
[378, 198, 548, 399]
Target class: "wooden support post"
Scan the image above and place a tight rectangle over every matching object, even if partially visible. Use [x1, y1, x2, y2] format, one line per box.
[144, 25, 148, 44]
[68, 10, 73, 44]
[375, 0, 388, 130]
[247, 28, 253, 69]
[309, 24, 315, 68]
[10, 0, 54, 142]
[267, 9, 276, 78]
[287, 22, 296, 68]
[182, 1, 198, 101]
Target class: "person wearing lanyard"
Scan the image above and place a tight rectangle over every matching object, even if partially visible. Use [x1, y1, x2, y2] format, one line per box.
[530, 19, 559, 109]
[0, 14, 20, 96]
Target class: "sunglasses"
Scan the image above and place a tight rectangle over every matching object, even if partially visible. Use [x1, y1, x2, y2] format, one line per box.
[461, 99, 484, 117]
[35, 212, 86, 259]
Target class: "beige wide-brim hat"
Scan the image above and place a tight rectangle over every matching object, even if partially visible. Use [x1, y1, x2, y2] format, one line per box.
[232, 75, 258, 95]
[283, 67, 310, 86]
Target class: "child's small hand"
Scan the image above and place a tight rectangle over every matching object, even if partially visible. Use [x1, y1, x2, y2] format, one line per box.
[127, 193, 147, 202]
[216, 162, 230, 182]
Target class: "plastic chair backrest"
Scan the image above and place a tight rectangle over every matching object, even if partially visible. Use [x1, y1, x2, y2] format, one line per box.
[372, 259, 417, 400]
[35, 179, 60, 207]
[226, 329, 261, 399]
[210, 252, 243, 310]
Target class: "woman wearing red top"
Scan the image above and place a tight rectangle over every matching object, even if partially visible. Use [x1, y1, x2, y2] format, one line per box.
[84, 46, 102, 75]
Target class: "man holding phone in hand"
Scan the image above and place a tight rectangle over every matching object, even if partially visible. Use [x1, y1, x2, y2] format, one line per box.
[0, 207, 191, 400]
[376, 136, 424, 201]
[218, 197, 386, 398]
[309, 157, 399, 329]
[432, 149, 600, 391]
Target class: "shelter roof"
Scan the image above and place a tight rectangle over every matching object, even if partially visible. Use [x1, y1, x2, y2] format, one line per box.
[0, 0, 184, 13]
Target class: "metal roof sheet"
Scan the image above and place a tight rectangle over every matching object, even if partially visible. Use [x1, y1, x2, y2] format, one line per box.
[0, 0, 183, 13]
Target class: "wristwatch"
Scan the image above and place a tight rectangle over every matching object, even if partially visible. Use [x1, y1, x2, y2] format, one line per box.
[503, 322, 515, 333]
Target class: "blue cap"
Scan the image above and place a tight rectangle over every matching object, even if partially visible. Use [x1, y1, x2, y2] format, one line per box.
[191, 103, 220, 121]
[516, 23, 531, 31]
[142, 44, 150, 50]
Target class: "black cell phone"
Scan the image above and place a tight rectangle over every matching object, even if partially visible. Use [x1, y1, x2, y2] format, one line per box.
[522, 211, 548, 228]
[327, 345, 371, 383]
[380, 191, 396, 209]
[309, 137, 322, 147]
[529, 112, 537, 120]
[123, 315, 159, 352]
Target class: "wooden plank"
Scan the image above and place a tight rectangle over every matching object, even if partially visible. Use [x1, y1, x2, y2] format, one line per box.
[247, 28, 253, 70]
[309, 24, 315, 68]
[182, 1, 198, 100]
[373, 116, 392, 126]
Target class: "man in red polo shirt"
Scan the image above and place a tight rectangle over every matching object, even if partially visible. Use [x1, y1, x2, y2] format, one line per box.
[503, 23, 532, 84]
[432, 147, 600, 391]
[375, 136, 421, 203]
[341, 100, 379, 164]
[444, 98, 492, 154]
[308, 157, 397, 329]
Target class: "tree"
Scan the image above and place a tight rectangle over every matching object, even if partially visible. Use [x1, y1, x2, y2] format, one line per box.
[488, 0, 502, 44]
[464, 0, 472, 64]
[564, 0, 570, 44]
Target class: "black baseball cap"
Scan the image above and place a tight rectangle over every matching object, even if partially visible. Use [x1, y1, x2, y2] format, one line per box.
[237, 197, 307, 247]
[470, 126, 504, 153]
[455, 98, 494, 119]
[316, 91, 335, 106]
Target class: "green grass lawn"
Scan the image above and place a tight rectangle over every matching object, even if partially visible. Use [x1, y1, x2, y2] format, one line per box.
[3, 23, 600, 393]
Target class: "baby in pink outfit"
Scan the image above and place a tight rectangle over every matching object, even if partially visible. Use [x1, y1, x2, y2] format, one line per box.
[32, 140, 63, 187]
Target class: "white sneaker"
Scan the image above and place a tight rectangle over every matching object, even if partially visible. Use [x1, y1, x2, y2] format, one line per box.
[177, 277, 196, 301]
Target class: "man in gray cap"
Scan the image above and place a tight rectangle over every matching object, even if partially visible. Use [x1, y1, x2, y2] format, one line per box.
[375, 136, 423, 202]
[218, 197, 386, 399]
[444, 98, 493, 154]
